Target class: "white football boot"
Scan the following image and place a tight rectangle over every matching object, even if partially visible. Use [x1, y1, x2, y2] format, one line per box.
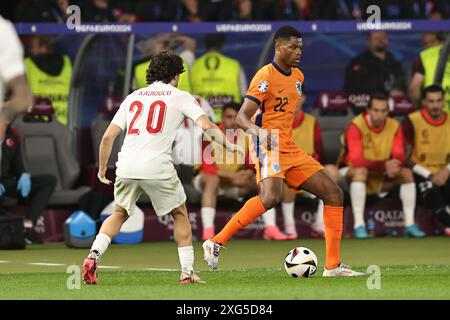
[323, 263, 366, 277]
[202, 239, 224, 270]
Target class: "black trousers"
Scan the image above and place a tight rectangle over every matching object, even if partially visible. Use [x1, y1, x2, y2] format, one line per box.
[1, 174, 57, 224]
[415, 173, 450, 227]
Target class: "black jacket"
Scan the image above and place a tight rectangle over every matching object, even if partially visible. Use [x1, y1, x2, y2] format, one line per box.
[344, 50, 406, 95]
[0, 127, 25, 189]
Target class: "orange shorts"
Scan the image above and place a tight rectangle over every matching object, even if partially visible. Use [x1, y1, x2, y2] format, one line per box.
[251, 147, 324, 190]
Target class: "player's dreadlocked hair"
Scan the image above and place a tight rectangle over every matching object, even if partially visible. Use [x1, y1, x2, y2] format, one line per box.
[146, 51, 185, 85]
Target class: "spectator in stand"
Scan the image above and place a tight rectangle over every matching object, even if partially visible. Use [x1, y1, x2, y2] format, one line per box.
[309, 0, 363, 20]
[15, 0, 71, 22]
[344, 31, 406, 97]
[0, 110, 57, 244]
[81, 0, 117, 22]
[340, 93, 425, 238]
[233, 0, 252, 20]
[251, 0, 282, 21]
[115, 0, 180, 22]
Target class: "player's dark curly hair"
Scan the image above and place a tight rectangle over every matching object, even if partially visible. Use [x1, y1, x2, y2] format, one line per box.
[146, 51, 185, 85]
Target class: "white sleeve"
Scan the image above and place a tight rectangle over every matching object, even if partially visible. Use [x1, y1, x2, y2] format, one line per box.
[177, 93, 206, 122]
[0, 18, 25, 84]
[111, 99, 128, 130]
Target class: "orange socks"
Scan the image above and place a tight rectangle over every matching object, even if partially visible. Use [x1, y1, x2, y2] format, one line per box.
[212, 196, 266, 245]
[324, 205, 343, 270]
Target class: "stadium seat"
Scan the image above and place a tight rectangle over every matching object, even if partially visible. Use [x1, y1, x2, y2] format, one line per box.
[11, 97, 91, 206]
[91, 96, 125, 167]
[312, 92, 354, 164]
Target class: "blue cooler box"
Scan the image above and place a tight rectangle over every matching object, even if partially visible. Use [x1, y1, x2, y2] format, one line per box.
[100, 202, 144, 244]
[64, 211, 96, 248]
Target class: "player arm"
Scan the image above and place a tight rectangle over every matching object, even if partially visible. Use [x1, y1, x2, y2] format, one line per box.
[391, 127, 406, 165]
[402, 117, 432, 179]
[346, 124, 385, 171]
[196, 115, 241, 154]
[2, 75, 33, 116]
[236, 97, 261, 136]
[98, 123, 122, 184]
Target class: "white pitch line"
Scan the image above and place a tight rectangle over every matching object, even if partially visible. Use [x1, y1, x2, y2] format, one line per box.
[0, 261, 10, 264]
[143, 268, 178, 272]
[97, 265, 121, 269]
[29, 262, 66, 267]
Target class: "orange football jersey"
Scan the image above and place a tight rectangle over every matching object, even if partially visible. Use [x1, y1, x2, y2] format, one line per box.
[246, 61, 304, 152]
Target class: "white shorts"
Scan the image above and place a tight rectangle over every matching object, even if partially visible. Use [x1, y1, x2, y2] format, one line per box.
[193, 174, 242, 201]
[114, 175, 186, 216]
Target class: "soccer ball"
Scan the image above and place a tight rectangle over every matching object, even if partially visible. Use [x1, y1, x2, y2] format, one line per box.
[284, 247, 318, 278]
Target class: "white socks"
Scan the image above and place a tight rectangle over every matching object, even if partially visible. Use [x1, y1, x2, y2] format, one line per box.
[282, 202, 296, 234]
[178, 246, 194, 273]
[201, 207, 216, 229]
[262, 208, 277, 227]
[400, 182, 416, 227]
[350, 182, 366, 228]
[90, 233, 111, 259]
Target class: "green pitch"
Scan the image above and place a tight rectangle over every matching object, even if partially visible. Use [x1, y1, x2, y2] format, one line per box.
[0, 238, 449, 299]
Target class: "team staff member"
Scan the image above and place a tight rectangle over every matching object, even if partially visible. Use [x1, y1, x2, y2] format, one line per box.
[0, 111, 56, 244]
[134, 34, 195, 92]
[24, 36, 72, 125]
[409, 37, 450, 112]
[344, 31, 405, 96]
[403, 85, 450, 231]
[341, 93, 425, 239]
[191, 34, 247, 121]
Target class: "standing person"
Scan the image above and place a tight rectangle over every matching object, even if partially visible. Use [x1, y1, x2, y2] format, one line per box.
[343, 31, 406, 97]
[190, 34, 247, 121]
[82, 51, 240, 285]
[24, 36, 72, 125]
[202, 26, 365, 277]
[409, 36, 450, 112]
[403, 85, 450, 232]
[341, 93, 425, 238]
[0, 15, 33, 115]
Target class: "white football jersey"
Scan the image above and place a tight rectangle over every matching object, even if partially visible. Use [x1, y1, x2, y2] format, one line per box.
[0, 15, 25, 108]
[112, 81, 206, 179]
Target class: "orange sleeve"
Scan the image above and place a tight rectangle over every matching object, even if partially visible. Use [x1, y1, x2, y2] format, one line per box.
[245, 69, 270, 106]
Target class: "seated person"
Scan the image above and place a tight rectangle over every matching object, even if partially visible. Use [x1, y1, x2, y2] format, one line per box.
[282, 99, 340, 239]
[403, 85, 450, 235]
[340, 93, 425, 238]
[0, 110, 56, 243]
[194, 103, 285, 240]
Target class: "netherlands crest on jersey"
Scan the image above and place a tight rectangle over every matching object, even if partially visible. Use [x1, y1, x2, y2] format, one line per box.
[258, 80, 269, 93]
[296, 81, 303, 96]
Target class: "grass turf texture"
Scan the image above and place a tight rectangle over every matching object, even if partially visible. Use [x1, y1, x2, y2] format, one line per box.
[0, 238, 449, 299]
